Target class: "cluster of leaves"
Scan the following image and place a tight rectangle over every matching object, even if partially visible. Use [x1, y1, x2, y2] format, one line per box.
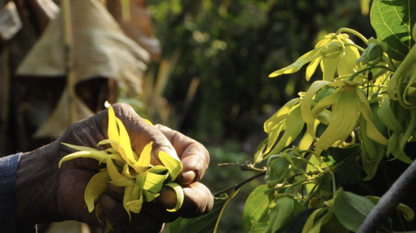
[241, 1, 416, 232]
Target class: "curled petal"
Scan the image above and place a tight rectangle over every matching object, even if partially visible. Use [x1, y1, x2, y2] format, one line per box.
[143, 190, 160, 202]
[269, 49, 322, 78]
[164, 183, 184, 212]
[107, 106, 120, 150]
[265, 98, 300, 133]
[266, 104, 304, 158]
[133, 142, 152, 172]
[143, 172, 168, 193]
[320, 57, 340, 81]
[62, 142, 100, 152]
[314, 87, 360, 153]
[159, 151, 183, 181]
[126, 195, 144, 213]
[301, 81, 332, 125]
[306, 57, 322, 81]
[58, 150, 109, 168]
[85, 170, 111, 213]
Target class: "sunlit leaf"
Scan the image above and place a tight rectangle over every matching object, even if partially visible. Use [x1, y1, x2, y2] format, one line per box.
[371, 0, 416, 60]
[242, 185, 270, 232]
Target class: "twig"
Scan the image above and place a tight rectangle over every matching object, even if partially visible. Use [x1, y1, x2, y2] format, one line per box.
[357, 159, 416, 233]
[214, 171, 266, 197]
[218, 161, 266, 172]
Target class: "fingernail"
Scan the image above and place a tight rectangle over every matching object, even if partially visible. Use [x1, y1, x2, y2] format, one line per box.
[180, 171, 196, 185]
[100, 195, 116, 211]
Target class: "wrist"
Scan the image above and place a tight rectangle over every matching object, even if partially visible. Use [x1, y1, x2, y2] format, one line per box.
[16, 143, 62, 224]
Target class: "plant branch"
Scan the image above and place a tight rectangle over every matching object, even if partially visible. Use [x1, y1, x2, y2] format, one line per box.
[336, 27, 369, 45]
[348, 65, 395, 81]
[357, 158, 416, 233]
[214, 171, 266, 197]
[218, 162, 266, 172]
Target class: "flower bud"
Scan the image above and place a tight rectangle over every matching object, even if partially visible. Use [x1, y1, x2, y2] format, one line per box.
[356, 38, 387, 66]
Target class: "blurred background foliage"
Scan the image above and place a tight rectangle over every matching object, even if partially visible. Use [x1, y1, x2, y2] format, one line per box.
[143, 0, 375, 232]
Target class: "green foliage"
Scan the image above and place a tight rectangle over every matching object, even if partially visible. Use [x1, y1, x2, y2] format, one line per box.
[371, 0, 416, 61]
[333, 189, 375, 232]
[242, 185, 270, 232]
[170, 197, 227, 233]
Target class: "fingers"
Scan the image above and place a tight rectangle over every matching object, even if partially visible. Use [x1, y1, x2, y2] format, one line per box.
[155, 182, 214, 218]
[154, 124, 210, 184]
[99, 194, 164, 233]
[176, 182, 214, 218]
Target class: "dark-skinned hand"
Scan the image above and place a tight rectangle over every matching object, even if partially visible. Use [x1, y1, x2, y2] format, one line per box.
[15, 103, 213, 232]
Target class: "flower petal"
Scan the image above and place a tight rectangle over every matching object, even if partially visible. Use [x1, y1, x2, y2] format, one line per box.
[306, 57, 322, 81]
[143, 190, 160, 202]
[265, 98, 301, 133]
[115, 118, 136, 166]
[269, 49, 322, 78]
[126, 195, 144, 213]
[314, 86, 360, 153]
[158, 151, 183, 181]
[267, 104, 304, 158]
[164, 183, 184, 212]
[107, 106, 120, 150]
[143, 172, 168, 193]
[58, 150, 109, 168]
[61, 142, 99, 152]
[133, 142, 153, 172]
[123, 186, 133, 220]
[320, 57, 340, 81]
[84, 170, 110, 213]
[301, 81, 332, 125]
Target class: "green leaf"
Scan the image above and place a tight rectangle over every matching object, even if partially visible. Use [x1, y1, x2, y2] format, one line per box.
[242, 185, 270, 232]
[322, 145, 362, 185]
[333, 188, 376, 232]
[169, 196, 227, 233]
[370, 0, 416, 61]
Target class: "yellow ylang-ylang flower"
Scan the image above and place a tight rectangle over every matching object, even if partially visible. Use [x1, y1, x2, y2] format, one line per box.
[301, 81, 388, 154]
[262, 94, 329, 160]
[59, 102, 184, 231]
[269, 33, 360, 81]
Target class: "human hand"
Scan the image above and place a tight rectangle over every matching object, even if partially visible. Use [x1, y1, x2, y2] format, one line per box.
[15, 103, 213, 232]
